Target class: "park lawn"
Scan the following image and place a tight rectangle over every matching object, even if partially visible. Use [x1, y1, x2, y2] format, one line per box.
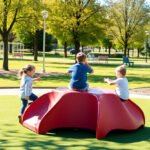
[0, 95, 150, 150]
[0, 53, 150, 88]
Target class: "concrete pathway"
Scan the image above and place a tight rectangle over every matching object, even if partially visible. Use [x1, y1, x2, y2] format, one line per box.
[0, 88, 149, 99]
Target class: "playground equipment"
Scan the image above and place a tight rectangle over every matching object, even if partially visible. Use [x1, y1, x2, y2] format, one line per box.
[22, 88, 145, 139]
[0, 42, 24, 59]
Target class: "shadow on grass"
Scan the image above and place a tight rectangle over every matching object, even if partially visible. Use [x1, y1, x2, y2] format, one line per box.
[1, 118, 150, 149]
[102, 127, 150, 143]
[0, 74, 18, 80]
[44, 127, 150, 143]
[46, 128, 96, 139]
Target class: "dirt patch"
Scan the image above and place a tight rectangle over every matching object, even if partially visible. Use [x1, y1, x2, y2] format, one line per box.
[130, 88, 150, 96]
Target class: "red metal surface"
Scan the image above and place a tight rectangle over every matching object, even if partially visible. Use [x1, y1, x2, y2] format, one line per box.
[22, 88, 145, 138]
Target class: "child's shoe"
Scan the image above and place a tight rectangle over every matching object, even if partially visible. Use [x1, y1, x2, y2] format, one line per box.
[18, 115, 22, 124]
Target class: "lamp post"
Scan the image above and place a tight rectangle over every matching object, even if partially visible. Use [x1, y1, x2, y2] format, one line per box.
[41, 10, 48, 73]
[145, 31, 149, 63]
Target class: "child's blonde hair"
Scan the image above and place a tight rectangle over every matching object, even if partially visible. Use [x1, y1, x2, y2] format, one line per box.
[116, 65, 126, 76]
[18, 65, 35, 77]
[76, 52, 86, 63]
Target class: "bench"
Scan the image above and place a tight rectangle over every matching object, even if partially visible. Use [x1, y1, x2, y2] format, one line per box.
[88, 53, 108, 63]
[98, 55, 108, 63]
[123, 56, 134, 66]
[12, 52, 23, 59]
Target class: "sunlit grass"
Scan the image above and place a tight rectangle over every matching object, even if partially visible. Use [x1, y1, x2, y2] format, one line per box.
[0, 52, 150, 88]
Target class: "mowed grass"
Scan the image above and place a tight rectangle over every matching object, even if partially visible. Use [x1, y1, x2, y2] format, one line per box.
[0, 95, 150, 150]
[0, 53, 150, 88]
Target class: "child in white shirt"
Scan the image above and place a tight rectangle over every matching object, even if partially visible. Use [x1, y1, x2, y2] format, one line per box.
[104, 65, 129, 101]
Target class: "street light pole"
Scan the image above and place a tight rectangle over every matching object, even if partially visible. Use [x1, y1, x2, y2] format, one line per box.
[41, 10, 48, 73]
[145, 31, 149, 63]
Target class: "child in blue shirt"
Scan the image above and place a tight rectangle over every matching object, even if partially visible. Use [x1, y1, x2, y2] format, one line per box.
[18, 65, 41, 123]
[67, 52, 93, 91]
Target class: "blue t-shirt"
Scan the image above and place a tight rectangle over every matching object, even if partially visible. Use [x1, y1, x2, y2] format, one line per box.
[67, 63, 93, 89]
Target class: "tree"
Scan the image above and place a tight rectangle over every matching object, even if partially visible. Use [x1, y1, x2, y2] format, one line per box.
[0, 0, 29, 70]
[107, 0, 150, 56]
[46, 0, 105, 58]
[8, 32, 16, 53]
[16, 0, 44, 61]
[102, 37, 113, 56]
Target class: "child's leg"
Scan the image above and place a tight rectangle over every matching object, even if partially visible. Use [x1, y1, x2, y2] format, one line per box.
[18, 99, 28, 123]
[29, 93, 38, 102]
[20, 99, 28, 115]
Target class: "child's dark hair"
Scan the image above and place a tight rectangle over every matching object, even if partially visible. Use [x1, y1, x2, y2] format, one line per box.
[18, 65, 35, 77]
[116, 65, 126, 76]
[76, 52, 86, 63]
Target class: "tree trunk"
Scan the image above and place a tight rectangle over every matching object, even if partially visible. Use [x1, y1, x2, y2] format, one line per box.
[2, 34, 9, 70]
[9, 43, 12, 54]
[127, 48, 129, 57]
[75, 40, 80, 52]
[99, 47, 101, 52]
[74, 40, 80, 63]
[64, 41, 67, 58]
[108, 47, 111, 56]
[137, 48, 140, 58]
[81, 45, 84, 52]
[124, 42, 128, 56]
[34, 30, 39, 61]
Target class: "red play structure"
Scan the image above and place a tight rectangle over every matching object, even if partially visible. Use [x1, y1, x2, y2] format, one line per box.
[22, 88, 145, 139]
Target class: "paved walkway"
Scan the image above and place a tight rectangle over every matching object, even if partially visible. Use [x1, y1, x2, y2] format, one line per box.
[0, 88, 149, 99]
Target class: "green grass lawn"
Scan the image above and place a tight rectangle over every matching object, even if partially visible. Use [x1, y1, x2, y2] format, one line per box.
[0, 96, 150, 150]
[0, 53, 150, 89]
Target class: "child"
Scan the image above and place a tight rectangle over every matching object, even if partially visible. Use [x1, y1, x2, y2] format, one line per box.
[18, 64, 41, 123]
[67, 52, 93, 91]
[104, 65, 129, 101]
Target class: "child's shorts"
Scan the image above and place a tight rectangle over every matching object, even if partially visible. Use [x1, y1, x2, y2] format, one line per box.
[69, 84, 89, 92]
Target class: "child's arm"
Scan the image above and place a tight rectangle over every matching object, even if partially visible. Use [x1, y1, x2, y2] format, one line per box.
[33, 77, 41, 81]
[104, 78, 116, 85]
[66, 72, 71, 75]
[66, 65, 74, 75]
[25, 96, 29, 100]
[84, 61, 94, 73]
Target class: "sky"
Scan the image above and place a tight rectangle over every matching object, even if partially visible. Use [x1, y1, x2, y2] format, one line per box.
[98, 0, 150, 4]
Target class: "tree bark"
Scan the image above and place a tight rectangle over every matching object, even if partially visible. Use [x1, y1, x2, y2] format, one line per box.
[81, 45, 84, 52]
[108, 47, 111, 56]
[99, 47, 101, 52]
[127, 48, 129, 57]
[34, 30, 39, 61]
[9, 43, 12, 54]
[2, 34, 9, 70]
[74, 39, 80, 63]
[64, 41, 67, 58]
[137, 48, 140, 58]
[124, 41, 128, 56]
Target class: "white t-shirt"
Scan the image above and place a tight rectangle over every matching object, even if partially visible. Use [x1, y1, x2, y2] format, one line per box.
[114, 77, 129, 100]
